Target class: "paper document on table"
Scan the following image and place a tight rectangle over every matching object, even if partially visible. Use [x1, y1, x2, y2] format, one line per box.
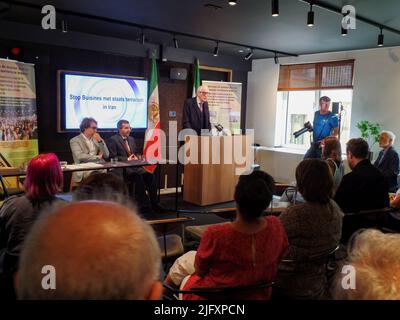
[65, 163, 105, 170]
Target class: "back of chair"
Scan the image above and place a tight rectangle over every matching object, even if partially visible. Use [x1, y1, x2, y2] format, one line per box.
[0, 175, 9, 198]
[282, 245, 340, 264]
[164, 282, 274, 300]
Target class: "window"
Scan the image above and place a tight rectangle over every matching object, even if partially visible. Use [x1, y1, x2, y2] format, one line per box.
[275, 89, 352, 150]
[275, 60, 354, 151]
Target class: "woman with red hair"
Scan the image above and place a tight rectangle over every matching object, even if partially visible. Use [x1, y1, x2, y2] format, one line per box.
[0, 153, 63, 298]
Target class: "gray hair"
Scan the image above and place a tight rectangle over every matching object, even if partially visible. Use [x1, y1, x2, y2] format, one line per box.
[333, 229, 400, 300]
[17, 201, 161, 300]
[381, 130, 396, 143]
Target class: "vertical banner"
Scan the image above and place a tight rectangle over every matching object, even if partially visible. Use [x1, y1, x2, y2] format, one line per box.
[202, 80, 242, 135]
[0, 59, 38, 170]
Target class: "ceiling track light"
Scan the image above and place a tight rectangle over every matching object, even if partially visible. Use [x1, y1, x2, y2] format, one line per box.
[173, 35, 178, 48]
[307, 4, 314, 27]
[378, 28, 384, 47]
[141, 29, 145, 45]
[274, 52, 279, 64]
[244, 49, 253, 60]
[213, 42, 219, 57]
[271, 0, 279, 17]
[341, 26, 348, 36]
[61, 19, 68, 33]
[228, 0, 237, 6]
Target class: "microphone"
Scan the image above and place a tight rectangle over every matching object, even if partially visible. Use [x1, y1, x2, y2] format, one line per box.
[214, 124, 224, 132]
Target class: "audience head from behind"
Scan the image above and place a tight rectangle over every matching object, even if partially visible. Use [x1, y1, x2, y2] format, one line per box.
[79, 117, 98, 138]
[24, 153, 63, 200]
[378, 131, 395, 150]
[322, 136, 342, 163]
[73, 172, 128, 203]
[333, 229, 400, 300]
[346, 138, 369, 170]
[296, 159, 333, 204]
[16, 201, 162, 300]
[117, 119, 132, 138]
[234, 170, 275, 220]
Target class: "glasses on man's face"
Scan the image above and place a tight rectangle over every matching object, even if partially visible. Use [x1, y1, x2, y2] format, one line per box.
[90, 126, 97, 130]
[199, 91, 209, 95]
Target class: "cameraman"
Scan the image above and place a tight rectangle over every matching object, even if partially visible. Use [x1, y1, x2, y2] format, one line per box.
[304, 96, 339, 159]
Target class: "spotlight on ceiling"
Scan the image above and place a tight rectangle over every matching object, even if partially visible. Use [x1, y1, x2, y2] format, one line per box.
[307, 4, 314, 27]
[213, 42, 219, 57]
[378, 28, 384, 47]
[173, 36, 179, 49]
[228, 0, 237, 6]
[141, 30, 145, 45]
[244, 49, 253, 60]
[274, 52, 279, 64]
[341, 27, 348, 36]
[62, 20, 68, 33]
[271, 0, 279, 17]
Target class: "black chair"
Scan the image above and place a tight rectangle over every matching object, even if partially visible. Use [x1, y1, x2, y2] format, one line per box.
[163, 281, 274, 300]
[147, 216, 195, 270]
[0, 175, 24, 200]
[342, 208, 392, 243]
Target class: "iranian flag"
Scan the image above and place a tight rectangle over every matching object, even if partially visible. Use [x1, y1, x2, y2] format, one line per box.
[192, 58, 201, 97]
[143, 56, 161, 173]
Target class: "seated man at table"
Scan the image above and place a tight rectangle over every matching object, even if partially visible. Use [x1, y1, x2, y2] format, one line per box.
[69, 117, 109, 187]
[107, 119, 162, 213]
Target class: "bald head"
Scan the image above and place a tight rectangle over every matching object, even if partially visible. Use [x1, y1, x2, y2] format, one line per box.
[196, 85, 209, 103]
[17, 201, 161, 300]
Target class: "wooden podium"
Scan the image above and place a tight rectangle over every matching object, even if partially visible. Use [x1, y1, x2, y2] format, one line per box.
[183, 135, 252, 206]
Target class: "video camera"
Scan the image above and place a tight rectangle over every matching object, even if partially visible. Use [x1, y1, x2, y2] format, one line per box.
[293, 121, 313, 139]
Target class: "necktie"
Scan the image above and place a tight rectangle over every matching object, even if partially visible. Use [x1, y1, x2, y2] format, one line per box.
[199, 102, 203, 112]
[123, 138, 132, 156]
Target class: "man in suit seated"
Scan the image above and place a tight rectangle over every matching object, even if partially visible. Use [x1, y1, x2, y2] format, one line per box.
[182, 85, 212, 135]
[107, 119, 162, 213]
[69, 117, 109, 187]
[334, 138, 389, 242]
[374, 131, 399, 193]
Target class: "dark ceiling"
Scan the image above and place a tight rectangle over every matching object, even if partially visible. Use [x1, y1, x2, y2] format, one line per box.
[1, 0, 400, 59]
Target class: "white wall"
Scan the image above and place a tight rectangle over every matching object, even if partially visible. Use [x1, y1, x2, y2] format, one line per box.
[247, 47, 400, 182]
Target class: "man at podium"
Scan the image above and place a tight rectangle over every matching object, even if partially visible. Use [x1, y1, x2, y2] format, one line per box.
[182, 85, 211, 135]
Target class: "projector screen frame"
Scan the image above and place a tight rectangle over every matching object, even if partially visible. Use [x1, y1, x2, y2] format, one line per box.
[57, 70, 148, 133]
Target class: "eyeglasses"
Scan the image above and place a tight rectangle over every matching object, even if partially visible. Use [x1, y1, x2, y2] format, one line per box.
[199, 91, 209, 95]
[90, 126, 97, 130]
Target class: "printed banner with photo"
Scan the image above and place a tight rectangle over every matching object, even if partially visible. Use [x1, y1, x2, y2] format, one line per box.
[202, 80, 242, 135]
[0, 59, 38, 175]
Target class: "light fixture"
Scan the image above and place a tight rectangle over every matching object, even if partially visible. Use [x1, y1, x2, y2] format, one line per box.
[307, 4, 314, 27]
[228, 0, 237, 6]
[213, 42, 219, 57]
[238, 49, 244, 53]
[244, 49, 253, 60]
[61, 20, 68, 33]
[141, 29, 145, 45]
[274, 52, 279, 64]
[378, 28, 384, 47]
[341, 27, 348, 36]
[173, 36, 178, 49]
[271, 0, 279, 17]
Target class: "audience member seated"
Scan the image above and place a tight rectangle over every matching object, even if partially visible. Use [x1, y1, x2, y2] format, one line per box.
[0, 153, 63, 299]
[16, 201, 162, 299]
[275, 159, 343, 299]
[69, 117, 109, 187]
[107, 119, 162, 214]
[165, 170, 288, 300]
[334, 138, 389, 242]
[373, 131, 399, 193]
[333, 229, 400, 299]
[73, 172, 128, 203]
[322, 136, 344, 191]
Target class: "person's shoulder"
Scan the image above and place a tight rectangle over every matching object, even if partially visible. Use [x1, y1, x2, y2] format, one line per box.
[184, 97, 195, 105]
[108, 134, 119, 141]
[70, 134, 81, 143]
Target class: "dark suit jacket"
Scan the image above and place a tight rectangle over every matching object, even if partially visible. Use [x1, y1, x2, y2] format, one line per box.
[107, 134, 140, 161]
[373, 146, 399, 192]
[107, 134, 148, 176]
[334, 159, 389, 213]
[182, 97, 211, 135]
